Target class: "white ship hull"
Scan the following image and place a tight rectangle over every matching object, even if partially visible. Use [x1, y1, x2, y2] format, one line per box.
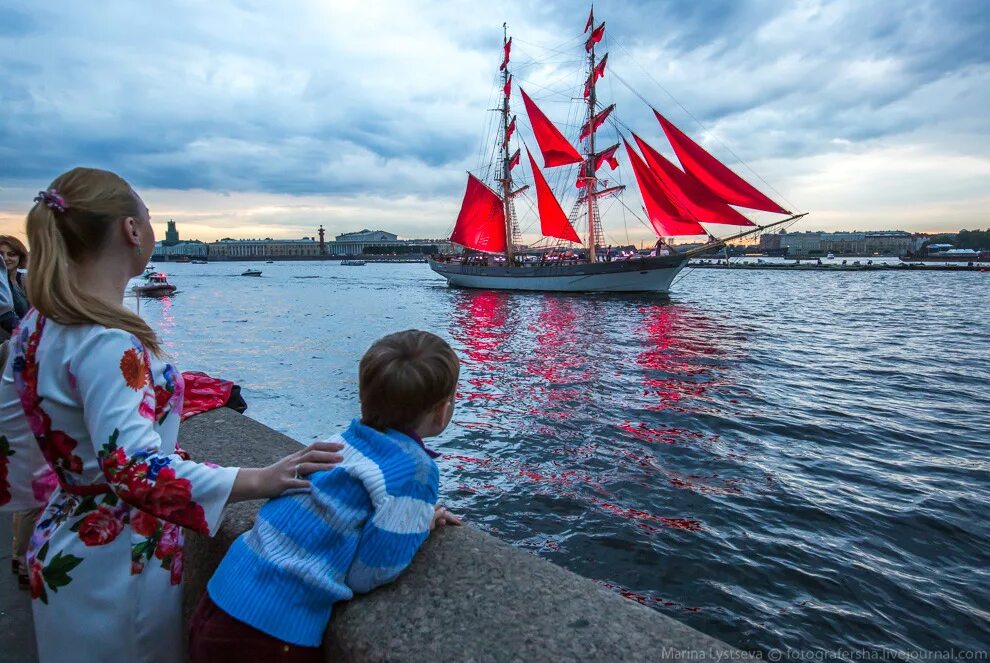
[428, 255, 689, 293]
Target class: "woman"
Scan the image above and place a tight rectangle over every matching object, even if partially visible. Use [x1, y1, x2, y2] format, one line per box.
[0, 235, 29, 324]
[0, 235, 38, 589]
[0, 167, 344, 662]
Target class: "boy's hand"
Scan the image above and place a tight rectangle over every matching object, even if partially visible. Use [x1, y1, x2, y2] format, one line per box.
[430, 505, 463, 530]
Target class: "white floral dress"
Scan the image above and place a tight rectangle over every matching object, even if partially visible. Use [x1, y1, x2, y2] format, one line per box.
[0, 311, 238, 663]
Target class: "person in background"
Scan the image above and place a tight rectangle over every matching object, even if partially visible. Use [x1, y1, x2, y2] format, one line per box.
[0, 236, 38, 589]
[0, 258, 13, 339]
[0, 167, 345, 663]
[188, 330, 463, 662]
[0, 236, 30, 325]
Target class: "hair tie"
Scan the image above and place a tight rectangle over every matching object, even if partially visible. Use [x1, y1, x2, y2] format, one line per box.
[34, 188, 69, 213]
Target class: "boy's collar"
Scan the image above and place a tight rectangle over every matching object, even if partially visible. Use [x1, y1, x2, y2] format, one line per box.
[351, 418, 441, 459]
[396, 428, 442, 459]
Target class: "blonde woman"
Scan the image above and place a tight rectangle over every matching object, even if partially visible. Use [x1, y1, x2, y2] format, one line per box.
[0, 167, 344, 662]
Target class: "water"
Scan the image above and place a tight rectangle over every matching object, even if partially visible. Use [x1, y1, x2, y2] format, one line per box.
[136, 261, 990, 654]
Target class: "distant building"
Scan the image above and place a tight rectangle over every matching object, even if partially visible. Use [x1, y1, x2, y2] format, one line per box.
[759, 230, 927, 256]
[208, 238, 323, 259]
[156, 228, 455, 260]
[153, 240, 207, 259]
[164, 220, 180, 246]
[336, 229, 398, 243]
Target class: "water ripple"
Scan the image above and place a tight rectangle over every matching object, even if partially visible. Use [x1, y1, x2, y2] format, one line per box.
[137, 262, 990, 652]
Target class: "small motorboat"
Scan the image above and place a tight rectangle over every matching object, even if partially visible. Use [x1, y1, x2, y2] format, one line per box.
[191, 259, 208, 264]
[341, 260, 366, 266]
[265, 260, 274, 264]
[826, 253, 835, 259]
[134, 273, 176, 296]
[241, 269, 262, 277]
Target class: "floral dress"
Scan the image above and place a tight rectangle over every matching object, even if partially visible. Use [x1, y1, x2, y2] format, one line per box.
[0, 311, 238, 663]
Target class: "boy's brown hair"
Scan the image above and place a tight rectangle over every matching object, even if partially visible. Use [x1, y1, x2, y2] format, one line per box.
[359, 330, 459, 431]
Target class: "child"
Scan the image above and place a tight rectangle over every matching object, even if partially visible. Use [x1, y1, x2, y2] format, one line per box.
[188, 330, 462, 661]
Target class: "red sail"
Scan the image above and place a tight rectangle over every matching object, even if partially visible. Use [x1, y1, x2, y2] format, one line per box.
[505, 116, 516, 146]
[633, 133, 754, 227]
[526, 149, 581, 243]
[519, 87, 583, 167]
[623, 139, 705, 237]
[585, 22, 605, 51]
[503, 75, 512, 99]
[654, 110, 789, 214]
[584, 8, 593, 33]
[450, 174, 507, 253]
[579, 104, 614, 140]
[508, 148, 521, 170]
[500, 37, 512, 71]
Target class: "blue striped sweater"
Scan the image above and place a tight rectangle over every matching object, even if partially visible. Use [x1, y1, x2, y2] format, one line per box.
[207, 419, 440, 646]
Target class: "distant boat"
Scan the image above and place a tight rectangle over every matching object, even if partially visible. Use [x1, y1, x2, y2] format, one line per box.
[241, 269, 262, 277]
[191, 259, 208, 264]
[174, 256, 192, 263]
[827, 253, 835, 259]
[341, 260, 366, 266]
[134, 273, 176, 296]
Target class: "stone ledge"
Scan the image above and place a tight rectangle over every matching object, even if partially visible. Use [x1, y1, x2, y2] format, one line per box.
[179, 408, 747, 662]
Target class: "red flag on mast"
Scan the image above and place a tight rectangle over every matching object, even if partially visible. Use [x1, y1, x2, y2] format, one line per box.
[503, 75, 512, 99]
[584, 9, 593, 33]
[584, 53, 608, 97]
[623, 138, 705, 237]
[526, 148, 581, 243]
[654, 110, 789, 214]
[504, 116, 516, 146]
[519, 87, 583, 167]
[594, 143, 620, 170]
[508, 148, 521, 170]
[450, 174, 507, 253]
[633, 133, 754, 226]
[500, 37, 512, 71]
[585, 22, 605, 51]
[579, 104, 614, 140]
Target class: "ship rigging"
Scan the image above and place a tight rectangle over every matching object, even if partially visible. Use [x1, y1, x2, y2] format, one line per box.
[429, 8, 807, 293]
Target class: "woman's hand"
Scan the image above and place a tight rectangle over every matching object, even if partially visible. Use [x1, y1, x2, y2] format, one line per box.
[230, 440, 345, 502]
[430, 504, 463, 530]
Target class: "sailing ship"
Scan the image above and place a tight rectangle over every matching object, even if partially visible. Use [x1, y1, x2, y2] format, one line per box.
[429, 9, 806, 293]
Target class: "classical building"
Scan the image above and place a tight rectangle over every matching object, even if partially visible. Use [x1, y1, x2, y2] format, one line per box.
[336, 229, 398, 243]
[208, 238, 323, 259]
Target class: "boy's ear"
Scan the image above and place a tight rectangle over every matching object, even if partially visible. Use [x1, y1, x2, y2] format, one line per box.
[433, 399, 449, 426]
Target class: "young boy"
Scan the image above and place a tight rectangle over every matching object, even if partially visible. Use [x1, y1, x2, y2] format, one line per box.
[188, 330, 462, 661]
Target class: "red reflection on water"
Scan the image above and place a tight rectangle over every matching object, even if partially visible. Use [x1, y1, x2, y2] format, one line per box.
[451, 290, 512, 366]
[588, 496, 703, 532]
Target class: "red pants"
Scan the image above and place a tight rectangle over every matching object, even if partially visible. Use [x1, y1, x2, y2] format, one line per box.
[187, 593, 322, 662]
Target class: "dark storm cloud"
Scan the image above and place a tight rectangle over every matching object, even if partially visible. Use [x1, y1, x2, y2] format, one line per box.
[0, 0, 987, 201]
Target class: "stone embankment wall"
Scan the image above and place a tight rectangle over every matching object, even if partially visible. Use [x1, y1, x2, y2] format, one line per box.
[181, 408, 747, 662]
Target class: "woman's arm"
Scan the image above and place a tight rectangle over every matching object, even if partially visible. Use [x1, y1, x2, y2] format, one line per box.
[72, 328, 342, 535]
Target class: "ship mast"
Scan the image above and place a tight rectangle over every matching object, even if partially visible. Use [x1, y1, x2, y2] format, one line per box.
[500, 23, 515, 264]
[585, 8, 598, 264]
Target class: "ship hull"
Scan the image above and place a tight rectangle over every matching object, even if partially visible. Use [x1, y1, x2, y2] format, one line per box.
[428, 255, 689, 293]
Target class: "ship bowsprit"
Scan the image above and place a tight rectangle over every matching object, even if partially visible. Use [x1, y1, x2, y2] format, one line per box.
[427, 254, 689, 293]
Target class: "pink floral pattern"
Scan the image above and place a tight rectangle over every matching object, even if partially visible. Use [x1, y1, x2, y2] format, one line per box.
[3, 309, 237, 634]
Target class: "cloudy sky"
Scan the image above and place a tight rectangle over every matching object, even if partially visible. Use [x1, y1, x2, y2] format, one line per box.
[1, 0, 987, 244]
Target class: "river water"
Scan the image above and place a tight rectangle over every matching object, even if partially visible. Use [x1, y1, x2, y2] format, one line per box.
[135, 261, 990, 654]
